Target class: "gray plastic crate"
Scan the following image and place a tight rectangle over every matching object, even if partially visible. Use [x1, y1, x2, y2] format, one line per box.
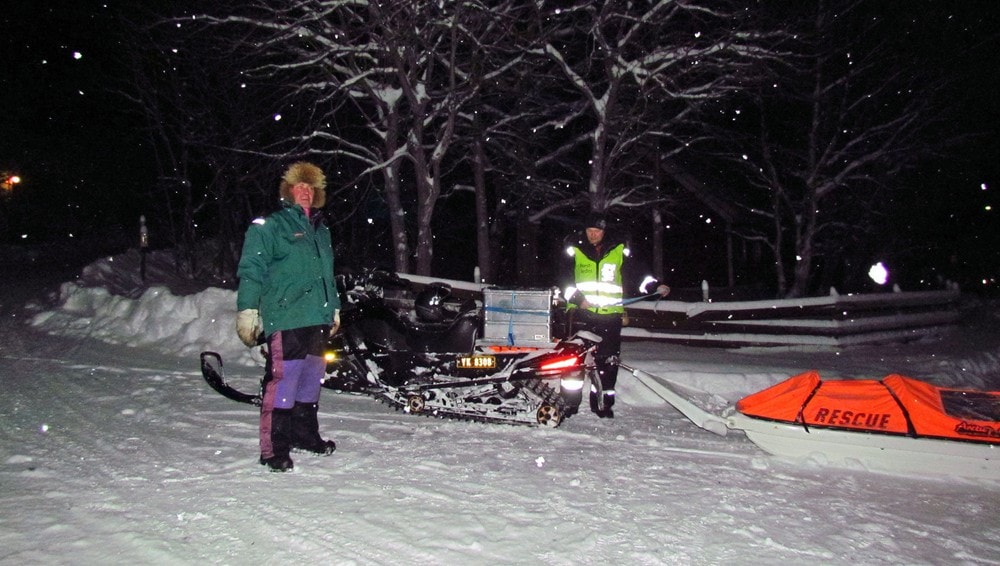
[481, 288, 553, 346]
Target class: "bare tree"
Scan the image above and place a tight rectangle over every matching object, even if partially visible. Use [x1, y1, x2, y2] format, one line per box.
[534, 1, 781, 218]
[116, 9, 283, 280]
[178, 1, 536, 276]
[723, 2, 953, 297]
[121, 1, 830, 290]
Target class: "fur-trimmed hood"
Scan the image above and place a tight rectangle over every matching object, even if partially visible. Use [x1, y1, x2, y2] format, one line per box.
[279, 162, 326, 208]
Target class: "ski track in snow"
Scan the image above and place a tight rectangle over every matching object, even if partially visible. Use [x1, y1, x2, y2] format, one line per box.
[2, 257, 1000, 565]
[4, 335, 999, 565]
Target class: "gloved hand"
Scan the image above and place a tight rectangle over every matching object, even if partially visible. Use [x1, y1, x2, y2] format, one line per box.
[236, 309, 262, 347]
[564, 286, 586, 307]
[329, 309, 341, 337]
[656, 284, 671, 297]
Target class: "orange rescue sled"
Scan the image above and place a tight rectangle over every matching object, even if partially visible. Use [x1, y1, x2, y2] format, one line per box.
[621, 363, 999, 479]
[729, 371, 999, 478]
[736, 371, 1000, 444]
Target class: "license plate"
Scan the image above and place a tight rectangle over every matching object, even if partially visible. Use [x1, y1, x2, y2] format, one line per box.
[456, 355, 497, 370]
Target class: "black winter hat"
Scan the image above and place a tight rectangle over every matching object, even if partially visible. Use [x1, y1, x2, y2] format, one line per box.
[584, 212, 607, 230]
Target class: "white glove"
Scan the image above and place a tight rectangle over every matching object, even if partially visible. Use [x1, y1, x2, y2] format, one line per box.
[236, 309, 262, 347]
[329, 309, 341, 336]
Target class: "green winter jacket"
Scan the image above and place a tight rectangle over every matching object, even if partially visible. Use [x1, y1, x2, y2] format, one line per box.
[236, 201, 340, 337]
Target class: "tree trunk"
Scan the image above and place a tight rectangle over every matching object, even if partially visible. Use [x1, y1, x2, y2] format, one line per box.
[383, 111, 410, 274]
[725, 221, 734, 288]
[473, 137, 492, 283]
[788, 205, 818, 298]
[772, 191, 787, 296]
[411, 136, 437, 276]
[652, 208, 664, 280]
[517, 217, 539, 286]
[588, 117, 610, 211]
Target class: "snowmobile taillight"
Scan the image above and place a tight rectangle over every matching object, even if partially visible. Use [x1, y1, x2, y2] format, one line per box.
[539, 355, 580, 371]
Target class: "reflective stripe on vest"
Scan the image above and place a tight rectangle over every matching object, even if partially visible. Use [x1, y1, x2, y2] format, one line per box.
[572, 243, 625, 314]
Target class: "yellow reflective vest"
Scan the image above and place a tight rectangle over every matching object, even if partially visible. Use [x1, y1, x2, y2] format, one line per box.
[569, 243, 626, 315]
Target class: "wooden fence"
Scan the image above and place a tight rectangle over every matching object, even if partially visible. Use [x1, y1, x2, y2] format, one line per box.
[621, 289, 961, 347]
[398, 274, 961, 348]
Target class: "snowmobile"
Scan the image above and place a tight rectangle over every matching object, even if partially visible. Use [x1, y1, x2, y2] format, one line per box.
[201, 269, 600, 427]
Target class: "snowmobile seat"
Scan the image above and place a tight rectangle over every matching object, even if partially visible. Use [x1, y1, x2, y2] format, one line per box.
[405, 310, 481, 353]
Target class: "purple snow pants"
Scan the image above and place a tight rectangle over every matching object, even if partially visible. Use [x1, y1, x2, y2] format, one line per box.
[259, 325, 328, 458]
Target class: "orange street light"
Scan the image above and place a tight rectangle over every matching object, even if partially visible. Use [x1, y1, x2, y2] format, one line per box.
[2, 174, 21, 192]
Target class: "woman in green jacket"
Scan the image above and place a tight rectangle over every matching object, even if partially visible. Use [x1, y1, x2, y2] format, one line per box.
[236, 162, 341, 472]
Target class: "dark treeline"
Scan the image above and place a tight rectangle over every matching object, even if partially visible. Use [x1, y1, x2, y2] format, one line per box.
[50, 0, 996, 297]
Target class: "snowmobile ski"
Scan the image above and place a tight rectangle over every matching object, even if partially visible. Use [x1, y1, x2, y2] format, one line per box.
[200, 351, 261, 406]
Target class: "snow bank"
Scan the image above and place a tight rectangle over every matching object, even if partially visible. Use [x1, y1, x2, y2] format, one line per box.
[30, 251, 1000, 402]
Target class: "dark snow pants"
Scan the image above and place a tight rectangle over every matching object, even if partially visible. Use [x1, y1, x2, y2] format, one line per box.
[259, 325, 328, 458]
[571, 309, 623, 408]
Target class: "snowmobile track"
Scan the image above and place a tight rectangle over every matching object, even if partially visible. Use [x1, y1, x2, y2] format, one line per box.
[371, 378, 572, 427]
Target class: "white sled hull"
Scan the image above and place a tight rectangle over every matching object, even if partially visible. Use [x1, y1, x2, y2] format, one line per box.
[729, 413, 999, 480]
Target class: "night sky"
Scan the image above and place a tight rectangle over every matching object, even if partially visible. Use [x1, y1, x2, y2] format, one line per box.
[2, 2, 999, 287]
[2, 1, 148, 252]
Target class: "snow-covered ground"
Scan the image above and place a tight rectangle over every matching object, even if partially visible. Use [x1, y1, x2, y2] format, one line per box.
[2, 249, 999, 565]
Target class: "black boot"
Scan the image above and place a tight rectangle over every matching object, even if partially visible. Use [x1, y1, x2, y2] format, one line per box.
[591, 359, 617, 418]
[589, 391, 614, 419]
[598, 392, 615, 419]
[260, 408, 294, 472]
[291, 402, 336, 455]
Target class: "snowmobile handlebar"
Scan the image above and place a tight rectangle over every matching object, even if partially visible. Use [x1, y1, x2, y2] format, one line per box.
[337, 269, 412, 295]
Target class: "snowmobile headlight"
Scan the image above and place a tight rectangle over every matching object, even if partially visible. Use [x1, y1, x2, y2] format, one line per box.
[324, 351, 338, 364]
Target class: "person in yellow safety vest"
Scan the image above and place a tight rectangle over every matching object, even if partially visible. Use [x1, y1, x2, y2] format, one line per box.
[562, 212, 670, 418]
